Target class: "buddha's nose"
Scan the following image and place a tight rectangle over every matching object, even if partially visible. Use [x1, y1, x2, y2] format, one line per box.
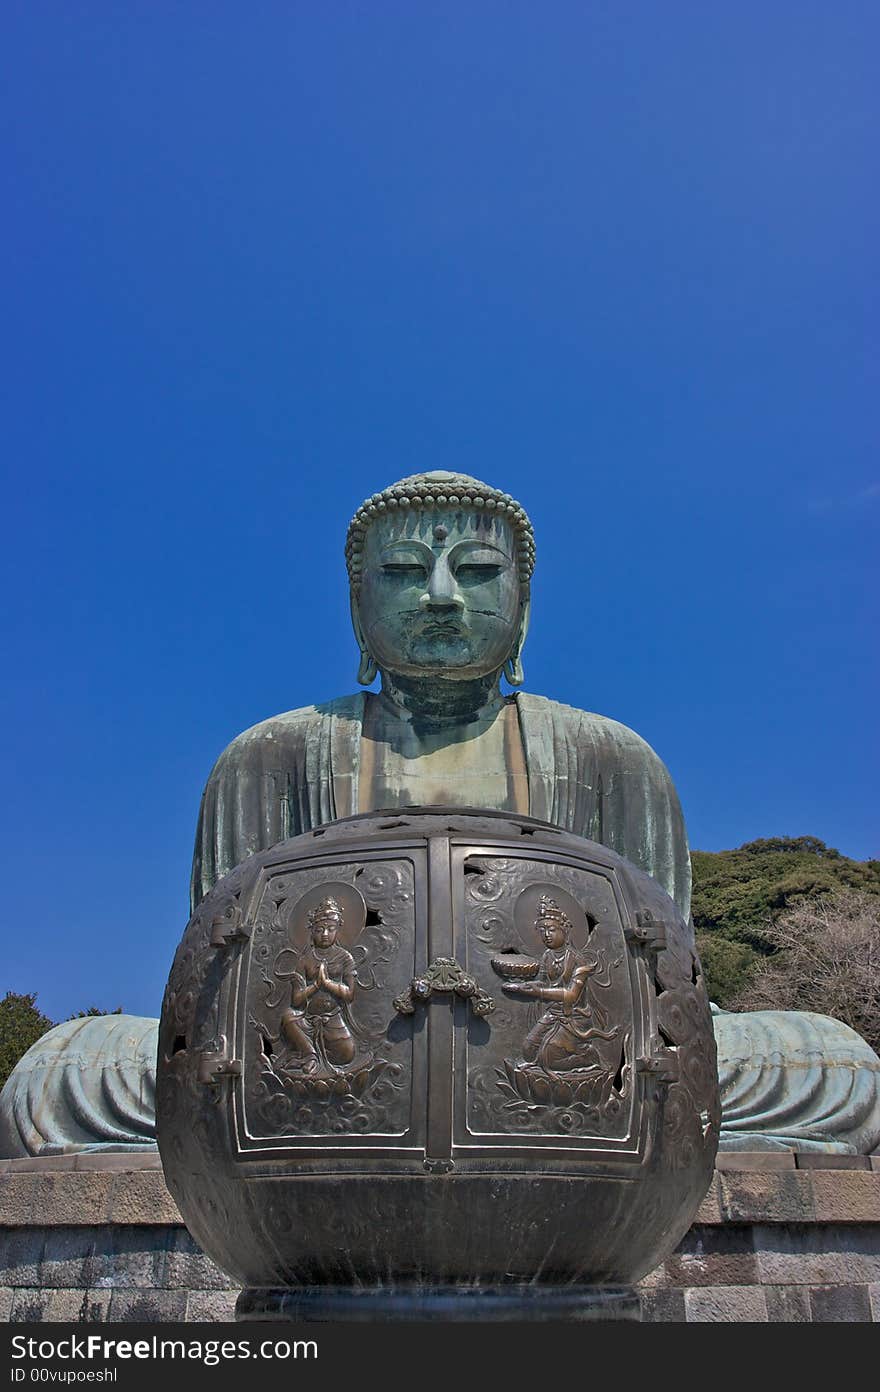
[419, 560, 465, 612]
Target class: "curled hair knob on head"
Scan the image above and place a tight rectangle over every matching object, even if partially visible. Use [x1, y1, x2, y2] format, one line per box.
[345, 471, 536, 595]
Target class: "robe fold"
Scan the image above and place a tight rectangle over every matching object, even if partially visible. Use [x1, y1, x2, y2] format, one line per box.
[190, 691, 692, 919]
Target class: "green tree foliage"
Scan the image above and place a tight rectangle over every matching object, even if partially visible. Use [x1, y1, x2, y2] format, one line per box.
[0, 998, 126, 1092]
[694, 935, 760, 1007]
[691, 837, 880, 1006]
[0, 992, 55, 1091]
[68, 1006, 123, 1019]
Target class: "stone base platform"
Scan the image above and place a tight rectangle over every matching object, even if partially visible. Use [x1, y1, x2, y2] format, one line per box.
[236, 1283, 640, 1322]
[1, 1152, 878, 1323]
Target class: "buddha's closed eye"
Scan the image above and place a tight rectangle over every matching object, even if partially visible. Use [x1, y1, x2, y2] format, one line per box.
[382, 563, 428, 578]
[455, 563, 502, 583]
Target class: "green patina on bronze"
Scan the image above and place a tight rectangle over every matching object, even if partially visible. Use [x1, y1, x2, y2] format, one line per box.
[191, 469, 691, 917]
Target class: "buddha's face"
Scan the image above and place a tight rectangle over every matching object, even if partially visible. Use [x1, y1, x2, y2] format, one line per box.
[355, 508, 525, 682]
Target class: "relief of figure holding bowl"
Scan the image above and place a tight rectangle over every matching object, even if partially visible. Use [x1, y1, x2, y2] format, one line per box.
[495, 894, 620, 1077]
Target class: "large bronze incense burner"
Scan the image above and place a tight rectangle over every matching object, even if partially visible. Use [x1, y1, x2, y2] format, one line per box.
[157, 807, 719, 1318]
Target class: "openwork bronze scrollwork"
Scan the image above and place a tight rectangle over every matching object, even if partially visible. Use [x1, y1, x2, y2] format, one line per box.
[394, 957, 495, 1018]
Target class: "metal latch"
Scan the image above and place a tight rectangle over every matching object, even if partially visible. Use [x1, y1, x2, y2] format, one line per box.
[394, 957, 495, 1018]
[197, 1037, 243, 1084]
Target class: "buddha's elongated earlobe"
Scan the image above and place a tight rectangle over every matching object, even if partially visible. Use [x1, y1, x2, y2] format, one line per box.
[357, 648, 378, 685]
[350, 593, 378, 685]
[503, 597, 530, 687]
[503, 653, 524, 686]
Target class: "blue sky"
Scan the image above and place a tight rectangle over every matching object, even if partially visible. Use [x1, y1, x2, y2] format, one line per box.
[2, 4, 877, 1021]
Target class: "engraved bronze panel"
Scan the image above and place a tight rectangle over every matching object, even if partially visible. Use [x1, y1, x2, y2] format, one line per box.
[456, 852, 638, 1153]
[236, 853, 423, 1152]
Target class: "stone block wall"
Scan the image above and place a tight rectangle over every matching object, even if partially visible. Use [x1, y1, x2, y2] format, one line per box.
[0, 1154, 237, 1323]
[1, 1152, 878, 1322]
[637, 1151, 880, 1321]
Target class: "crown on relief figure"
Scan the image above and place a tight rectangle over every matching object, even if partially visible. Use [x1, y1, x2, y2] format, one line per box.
[536, 895, 570, 927]
[308, 896, 344, 928]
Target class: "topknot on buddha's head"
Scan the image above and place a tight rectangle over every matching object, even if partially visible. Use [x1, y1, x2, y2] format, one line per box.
[345, 471, 536, 594]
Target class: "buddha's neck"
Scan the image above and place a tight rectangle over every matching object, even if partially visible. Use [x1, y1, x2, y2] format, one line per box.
[378, 671, 506, 729]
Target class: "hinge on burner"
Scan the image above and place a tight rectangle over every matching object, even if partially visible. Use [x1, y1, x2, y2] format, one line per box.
[209, 906, 254, 949]
[636, 1044, 680, 1084]
[197, 1038, 243, 1084]
[625, 909, 668, 951]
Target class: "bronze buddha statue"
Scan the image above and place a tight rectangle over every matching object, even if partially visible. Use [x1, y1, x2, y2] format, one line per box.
[192, 470, 691, 917]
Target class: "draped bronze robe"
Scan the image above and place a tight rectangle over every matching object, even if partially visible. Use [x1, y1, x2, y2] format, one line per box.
[190, 691, 692, 919]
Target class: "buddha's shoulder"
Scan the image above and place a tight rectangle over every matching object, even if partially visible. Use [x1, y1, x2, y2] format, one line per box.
[208, 694, 364, 774]
[515, 690, 654, 746]
[515, 691, 664, 758]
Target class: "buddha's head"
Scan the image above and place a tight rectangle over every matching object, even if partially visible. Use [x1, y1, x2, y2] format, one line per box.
[345, 471, 534, 689]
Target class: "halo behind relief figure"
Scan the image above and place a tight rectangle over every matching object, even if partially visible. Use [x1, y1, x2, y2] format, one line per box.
[282, 882, 367, 951]
[515, 883, 590, 950]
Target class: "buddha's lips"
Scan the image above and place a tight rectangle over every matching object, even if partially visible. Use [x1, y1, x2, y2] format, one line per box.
[415, 617, 469, 637]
